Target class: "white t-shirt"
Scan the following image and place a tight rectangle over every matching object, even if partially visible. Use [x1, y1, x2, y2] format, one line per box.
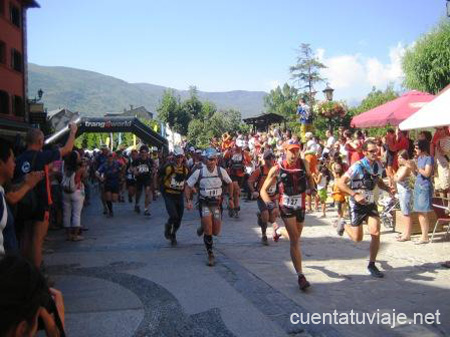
[326, 136, 336, 148]
[187, 166, 232, 198]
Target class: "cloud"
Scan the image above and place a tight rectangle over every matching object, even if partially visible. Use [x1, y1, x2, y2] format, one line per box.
[317, 43, 406, 102]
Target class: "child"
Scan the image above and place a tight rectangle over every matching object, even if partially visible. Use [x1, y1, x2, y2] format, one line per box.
[314, 164, 331, 218]
[331, 163, 347, 227]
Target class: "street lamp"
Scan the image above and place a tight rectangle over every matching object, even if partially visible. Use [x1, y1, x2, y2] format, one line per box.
[322, 83, 334, 101]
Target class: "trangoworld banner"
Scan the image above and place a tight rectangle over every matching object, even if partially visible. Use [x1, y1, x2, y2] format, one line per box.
[45, 117, 168, 150]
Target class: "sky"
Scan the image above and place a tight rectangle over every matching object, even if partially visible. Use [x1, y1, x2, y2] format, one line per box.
[27, 0, 446, 104]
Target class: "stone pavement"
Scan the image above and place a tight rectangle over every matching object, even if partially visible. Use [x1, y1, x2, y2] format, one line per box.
[44, 191, 450, 337]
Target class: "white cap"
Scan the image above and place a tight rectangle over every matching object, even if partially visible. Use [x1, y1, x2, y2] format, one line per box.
[173, 146, 184, 156]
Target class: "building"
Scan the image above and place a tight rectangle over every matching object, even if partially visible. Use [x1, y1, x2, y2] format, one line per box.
[105, 105, 154, 120]
[0, 0, 40, 140]
[47, 107, 80, 131]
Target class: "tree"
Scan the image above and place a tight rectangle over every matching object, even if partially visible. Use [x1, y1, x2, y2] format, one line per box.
[182, 86, 203, 119]
[289, 43, 326, 108]
[402, 19, 450, 94]
[156, 90, 191, 135]
[264, 83, 298, 120]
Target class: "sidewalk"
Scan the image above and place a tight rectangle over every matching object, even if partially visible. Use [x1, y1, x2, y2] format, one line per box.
[44, 194, 450, 336]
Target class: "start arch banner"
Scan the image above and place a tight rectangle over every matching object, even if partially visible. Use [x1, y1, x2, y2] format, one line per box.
[45, 117, 168, 150]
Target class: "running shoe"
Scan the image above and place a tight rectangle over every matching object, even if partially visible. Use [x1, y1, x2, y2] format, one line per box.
[164, 223, 172, 240]
[197, 225, 204, 237]
[207, 251, 215, 267]
[228, 208, 234, 218]
[103, 207, 108, 215]
[298, 274, 311, 291]
[144, 209, 151, 216]
[261, 235, 269, 246]
[134, 205, 140, 214]
[336, 219, 345, 236]
[272, 225, 281, 242]
[171, 234, 177, 246]
[234, 210, 239, 219]
[128, 195, 132, 203]
[109, 211, 114, 218]
[367, 264, 384, 278]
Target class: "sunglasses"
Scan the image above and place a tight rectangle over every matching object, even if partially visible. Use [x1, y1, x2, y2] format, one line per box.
[367, 150, 378, 154]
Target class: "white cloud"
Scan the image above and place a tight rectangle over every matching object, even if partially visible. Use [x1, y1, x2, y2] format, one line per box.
[316, 43, 406, 103]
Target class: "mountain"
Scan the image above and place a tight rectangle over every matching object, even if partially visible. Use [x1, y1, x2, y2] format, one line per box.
[28, 63, 267, 119]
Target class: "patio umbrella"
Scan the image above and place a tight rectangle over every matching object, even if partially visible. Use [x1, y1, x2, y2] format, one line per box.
[351, 90, 435, 128]
[400, 85, 450, 130]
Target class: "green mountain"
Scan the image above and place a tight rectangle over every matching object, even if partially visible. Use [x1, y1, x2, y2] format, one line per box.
[28, 63, 267, 119]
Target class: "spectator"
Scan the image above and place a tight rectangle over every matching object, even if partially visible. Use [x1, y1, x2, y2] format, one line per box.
[0, 141, 43, 256]
[62, 150, 87, 241]
[0, 255, 65, 337]
[14, 124, 77, 268]
[412, 139, 434, 244]
[394, 150, 414, 242]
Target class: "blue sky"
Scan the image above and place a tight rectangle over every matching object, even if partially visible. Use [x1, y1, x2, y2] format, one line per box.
[27, 0, 445, 103]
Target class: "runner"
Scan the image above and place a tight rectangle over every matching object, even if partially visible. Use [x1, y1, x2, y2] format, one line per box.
[224, 138, 251, 218]
[260, 140, 315, 291]
[95, 146, 110, 215]
[160, 147, 189, 245]
[248, 149, 279, 245]
[336, 140, 394, 278]
[96, 152, 121, 217]
[125, 149, 138, 203]
[185, 148, 233, 266]
[133, 145, 154, 216]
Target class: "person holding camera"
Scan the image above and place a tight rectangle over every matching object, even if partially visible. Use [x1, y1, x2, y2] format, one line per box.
[0, 255, 65, 337]
[14, 124, 78, 268]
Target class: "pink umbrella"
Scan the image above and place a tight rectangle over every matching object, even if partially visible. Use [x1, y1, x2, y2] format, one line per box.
[351, 90, 435, 128]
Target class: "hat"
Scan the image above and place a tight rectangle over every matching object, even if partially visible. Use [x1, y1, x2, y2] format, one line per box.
[205, 147, 219, 159]
[263, 150, 275, 160]
[283, 139, 301, 151]
[305, 132, 313, 139]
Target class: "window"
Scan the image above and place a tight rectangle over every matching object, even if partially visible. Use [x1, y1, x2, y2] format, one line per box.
[11, 48, 22, 72]
[0, 0, 4, 16]
[12, 95, 24, 117]
[0, 41, 5, 64]
[10, 3, 20, 27]
[0, 91, 9, 115]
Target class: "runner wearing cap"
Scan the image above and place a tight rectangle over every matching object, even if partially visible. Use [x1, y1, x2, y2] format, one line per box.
[96, 152, 122, 217]
[260, 140, 315, 291]
[223, 139, 251, 218]
[185, 148, 233, 266]
[160, 147, 189, 246]
[248, 149, 279, 245]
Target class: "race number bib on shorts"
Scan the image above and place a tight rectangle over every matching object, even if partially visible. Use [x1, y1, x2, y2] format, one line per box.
[203, 188, 222, 198]
[281, 194, 303, 209]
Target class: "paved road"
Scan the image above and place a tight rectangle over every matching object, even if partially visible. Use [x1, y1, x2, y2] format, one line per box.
[44, 189, 450, 337]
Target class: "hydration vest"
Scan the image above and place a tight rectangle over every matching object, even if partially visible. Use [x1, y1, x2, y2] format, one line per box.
[255, 165, 277, 197]
[277, 159, 307, 196]
[162, 164, 189, 194]
[229, 152, 245, 174]
[349, 161, 379, 191]
[197, 166, 225, 206]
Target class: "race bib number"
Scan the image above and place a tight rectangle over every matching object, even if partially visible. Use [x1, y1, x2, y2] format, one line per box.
[363, 191, 375, 203]
[203, 188, 222, 198]
[232, 154, 243, 162]
[170, 176, 185, 190]
[138, 165, 149, 173]
[281, 194, 303, 209]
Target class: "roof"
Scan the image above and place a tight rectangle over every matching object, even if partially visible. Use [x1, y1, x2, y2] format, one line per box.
[243, 112, 284, 124]
[105, 106, 154, 119]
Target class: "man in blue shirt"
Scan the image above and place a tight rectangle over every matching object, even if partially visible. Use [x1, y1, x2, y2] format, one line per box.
[14, 124, 77, 268]
[337, 140, 394, 278]
[0, 141, 43, 256]
[296, 98, 312, 142]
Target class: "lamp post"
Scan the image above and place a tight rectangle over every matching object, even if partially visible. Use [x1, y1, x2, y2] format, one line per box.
[323, 83, 334, 102]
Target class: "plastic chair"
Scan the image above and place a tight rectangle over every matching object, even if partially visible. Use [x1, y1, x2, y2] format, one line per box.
[431, 197, 450, 242]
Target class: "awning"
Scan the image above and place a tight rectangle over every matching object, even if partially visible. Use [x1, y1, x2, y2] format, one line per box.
[351, 90, 435, 128]
[399, 85, 450, 130]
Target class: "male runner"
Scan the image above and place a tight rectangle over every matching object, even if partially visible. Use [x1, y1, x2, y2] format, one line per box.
[248, 149, 279, 245]
[133, 146, 154, 216]
[185, 148, 233, 266]
[261, 140, 314, 291]
[337, 140, 393, 278]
